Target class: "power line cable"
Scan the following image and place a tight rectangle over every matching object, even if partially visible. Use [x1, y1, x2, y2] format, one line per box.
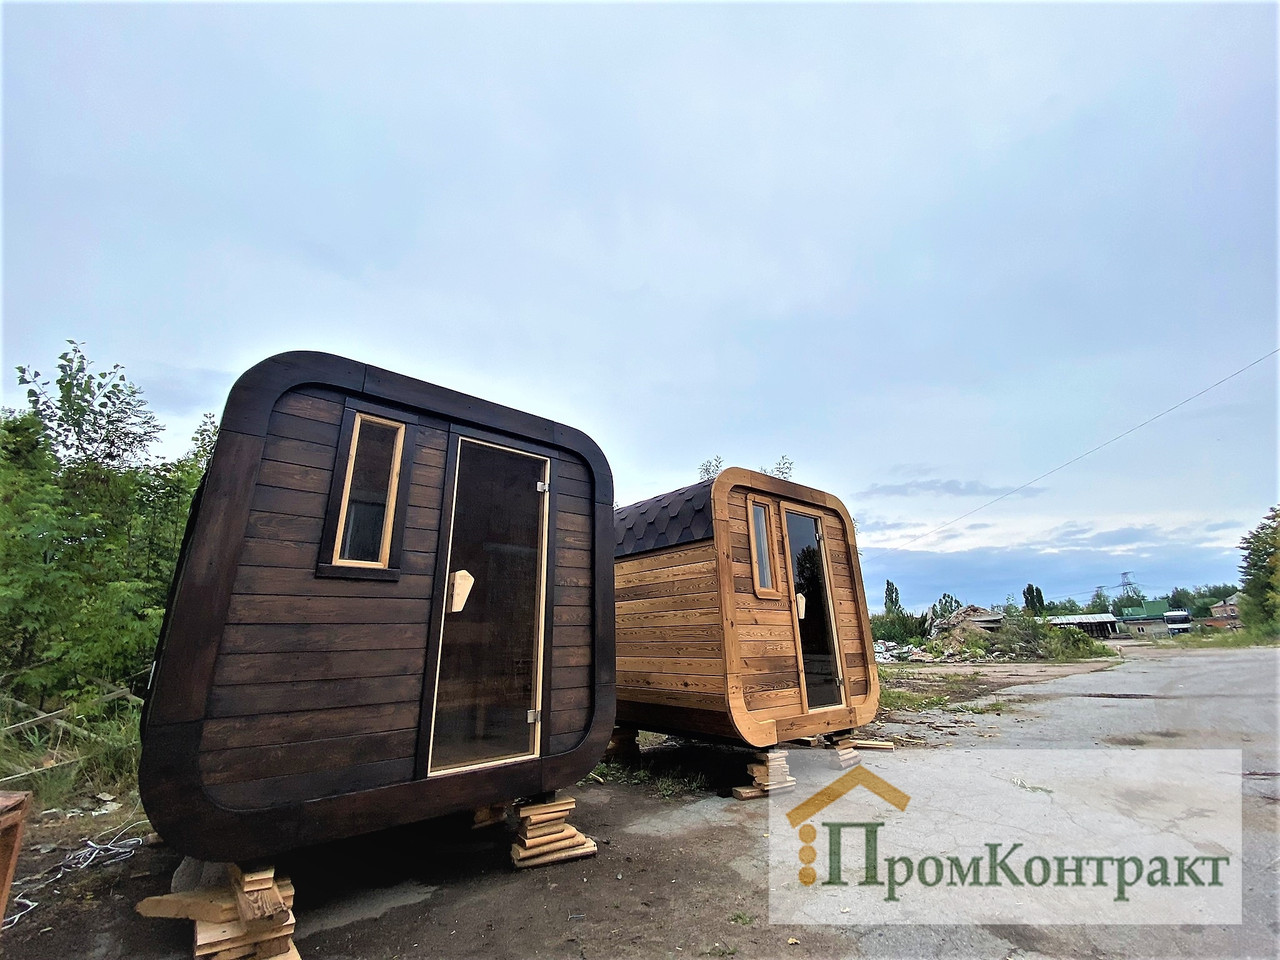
[862, 347, 1278, 558]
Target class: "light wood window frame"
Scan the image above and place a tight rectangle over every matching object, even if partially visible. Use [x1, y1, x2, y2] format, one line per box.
[746, 494, 784, 600]
[317, 402, 415, 581]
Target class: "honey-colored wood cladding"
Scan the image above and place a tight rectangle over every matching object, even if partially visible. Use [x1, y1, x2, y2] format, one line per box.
[614, 468, 878, 748]
[140, 352, 614, 863]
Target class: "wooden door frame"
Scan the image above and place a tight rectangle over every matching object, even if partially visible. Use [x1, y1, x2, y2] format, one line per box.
[779, 501, 846, 714]
[416, 430, 553, 779]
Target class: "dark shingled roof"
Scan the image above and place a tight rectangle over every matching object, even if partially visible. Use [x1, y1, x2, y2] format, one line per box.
[614, 479, 715, 558]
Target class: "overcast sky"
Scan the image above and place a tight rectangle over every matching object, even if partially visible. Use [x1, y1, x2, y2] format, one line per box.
[4, 3, 1276, 611]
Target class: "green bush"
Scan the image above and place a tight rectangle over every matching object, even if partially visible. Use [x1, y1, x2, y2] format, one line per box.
[2, 343, 214, 703]
[990, 605, 1114, 661]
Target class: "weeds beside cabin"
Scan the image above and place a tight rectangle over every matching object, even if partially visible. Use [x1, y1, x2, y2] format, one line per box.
[614, 468, 878, 747]
[139, 352, 615, 861]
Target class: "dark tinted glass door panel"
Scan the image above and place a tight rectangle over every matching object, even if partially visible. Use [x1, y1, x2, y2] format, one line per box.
[429, 439, 548, 772]
[785, 511, 843, 710]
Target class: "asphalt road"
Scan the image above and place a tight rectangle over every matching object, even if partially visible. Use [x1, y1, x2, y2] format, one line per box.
[5, 645, 1276, 960]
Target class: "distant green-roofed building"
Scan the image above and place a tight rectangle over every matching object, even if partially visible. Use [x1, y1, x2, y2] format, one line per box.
[1120, 599, 1170, 619]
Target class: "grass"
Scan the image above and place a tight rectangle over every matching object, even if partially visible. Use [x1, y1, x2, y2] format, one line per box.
[1167, 626, 1279, 649]
[945, 700, 1008, 715]
[0, 703, 141, 809]
[703, 944, 737, 957]
[728, 911, 756, 925]
[878, 688, 951, 712]
[583, 758, 709, 799]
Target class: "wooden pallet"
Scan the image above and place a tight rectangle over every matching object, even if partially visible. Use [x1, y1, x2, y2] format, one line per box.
[849, 738, 894, 751]
[733, 749, 796, 800]
[511, 797, 596, 868]
[0, 792, 31, 920]
[138, 864, 299, 958]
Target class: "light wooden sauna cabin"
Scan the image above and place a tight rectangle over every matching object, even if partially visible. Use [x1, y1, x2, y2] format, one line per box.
[140, 352, 614, 861]
[613, 468, 878, 748]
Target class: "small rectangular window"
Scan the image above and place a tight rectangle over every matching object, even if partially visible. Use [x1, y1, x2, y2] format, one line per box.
[332, 414, 405, 568]
[752, 503, 774, 589]
[747, 496, 782, 599]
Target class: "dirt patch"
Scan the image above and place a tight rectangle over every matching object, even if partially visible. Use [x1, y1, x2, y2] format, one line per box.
[877, 659, 1115, 715]
[2, 812, 182, 960]
[1, 779, 855, 960]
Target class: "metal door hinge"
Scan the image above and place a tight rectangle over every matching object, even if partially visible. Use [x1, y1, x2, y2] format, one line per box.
[536, 481, 550, 493]
[527, 708, 541, 723]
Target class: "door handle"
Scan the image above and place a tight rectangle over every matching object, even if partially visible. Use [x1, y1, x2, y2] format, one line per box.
[796, 592, 806, 620]
[449, 570, 475, 613]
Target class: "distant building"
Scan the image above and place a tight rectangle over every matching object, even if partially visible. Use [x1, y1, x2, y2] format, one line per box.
[1205, 591, 1244, 630]
[1116, 600, 1193, 637]
[1209, 592, 1243, 620]
[1119, 599, 1177, 638]
[1045, 613, 1120, 639]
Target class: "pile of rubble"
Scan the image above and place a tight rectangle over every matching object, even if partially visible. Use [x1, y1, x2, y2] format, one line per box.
[875, 623, 1005, 664]
[874, 605, 1009, 664]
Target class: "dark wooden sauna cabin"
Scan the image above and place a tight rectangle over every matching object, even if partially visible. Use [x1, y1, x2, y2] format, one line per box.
[613, 468, 878, 749]
[139, 352, 614, 862]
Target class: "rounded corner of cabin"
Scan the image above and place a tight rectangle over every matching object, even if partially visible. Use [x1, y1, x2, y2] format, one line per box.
[221, 351, 366, 438]
[547, 685, 617, 780]
[726, 704, 779, 748]
[709, 467, 756, 505]
[554, 424, 615, 504]
[139, 721, 297, 862]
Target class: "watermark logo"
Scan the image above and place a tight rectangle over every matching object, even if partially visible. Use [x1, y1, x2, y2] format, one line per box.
[786, 765, 910, 887]
[769, 749, 1242, 925]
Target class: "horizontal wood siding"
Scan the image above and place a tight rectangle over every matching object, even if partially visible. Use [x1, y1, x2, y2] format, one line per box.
[199, 387, 444, 808]
[546, 456, 596, 754]
[615, 541, 725, 718]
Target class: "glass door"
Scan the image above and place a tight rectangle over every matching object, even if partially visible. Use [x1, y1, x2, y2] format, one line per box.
[783, 509, 844, 710]
[427, 438, 550, 774]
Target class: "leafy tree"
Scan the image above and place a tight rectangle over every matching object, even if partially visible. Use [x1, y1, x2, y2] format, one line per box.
[1238, 506, 1280, 628]
[18, 341, 159, 467]
[1, 345, 214, 701]
[699, 454, 793, 481]
[1157, 583, 1239, 618]
[697, 455, 723, 481]
[1022, 583, 1045, 616]
[1043, 597, 1082, 616]
[1110, 586, 1146, 618]
[1084, 587, 1111, 615]
[931, 592, 960, 621]
[1197, 583, 1240, 603]
[884, 580, 903, 617]
[871, 579, 928, 644]
[760, 455, 793, 481]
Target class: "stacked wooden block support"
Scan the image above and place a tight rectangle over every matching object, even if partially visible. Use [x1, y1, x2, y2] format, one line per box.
[137, 865, 299, 959]
[510, 798, 596, 868]
[732, 749, 796, 800]
[831, 736, 861, 769]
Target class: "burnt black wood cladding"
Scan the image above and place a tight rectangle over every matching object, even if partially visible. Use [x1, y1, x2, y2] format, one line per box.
[139, 352, 614, 862]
